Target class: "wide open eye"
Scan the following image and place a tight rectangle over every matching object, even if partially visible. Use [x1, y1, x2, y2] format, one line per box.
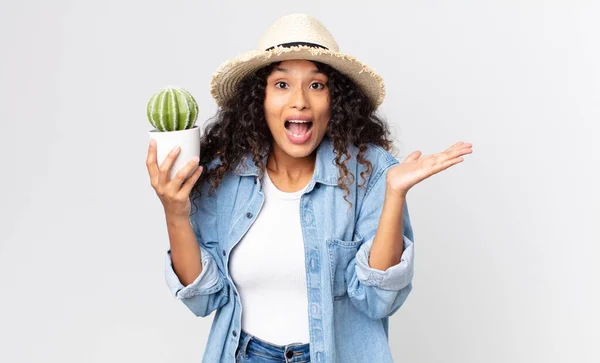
[275, 81, 289, 89]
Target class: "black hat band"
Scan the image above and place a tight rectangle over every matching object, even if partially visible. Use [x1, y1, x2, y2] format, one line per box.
[265, 41, 329, 51]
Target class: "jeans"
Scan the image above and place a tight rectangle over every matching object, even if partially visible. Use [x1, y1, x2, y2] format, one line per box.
[235, 329, 311, 363]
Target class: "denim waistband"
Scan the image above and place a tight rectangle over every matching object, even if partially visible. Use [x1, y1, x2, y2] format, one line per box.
[237, 329, 310, 362]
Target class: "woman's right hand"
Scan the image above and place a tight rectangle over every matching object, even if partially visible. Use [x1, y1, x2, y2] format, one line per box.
[146, 139, 203, 219]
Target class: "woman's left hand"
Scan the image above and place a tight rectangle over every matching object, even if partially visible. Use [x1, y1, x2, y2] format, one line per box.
[386, 141, 473, 197]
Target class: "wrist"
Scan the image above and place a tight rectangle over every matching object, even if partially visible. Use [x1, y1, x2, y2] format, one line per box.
[385, 182, 408, 200]
[165, 213, 191, 227]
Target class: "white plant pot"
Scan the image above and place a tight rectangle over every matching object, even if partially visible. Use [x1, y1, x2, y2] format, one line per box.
[148, 126, 200, 182]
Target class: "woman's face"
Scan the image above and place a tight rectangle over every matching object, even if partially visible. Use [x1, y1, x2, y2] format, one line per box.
[264, 59, 331, 159]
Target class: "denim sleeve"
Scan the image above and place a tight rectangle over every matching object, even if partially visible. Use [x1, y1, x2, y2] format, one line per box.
[164, 186, 229, 317]
[346, 162, 416, 320]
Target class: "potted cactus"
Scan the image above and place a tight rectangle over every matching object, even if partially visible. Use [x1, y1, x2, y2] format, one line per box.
[147, 86, 200, 181]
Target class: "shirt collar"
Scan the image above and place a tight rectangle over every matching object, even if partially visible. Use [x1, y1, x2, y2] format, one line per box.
[232, 136, 339, 186]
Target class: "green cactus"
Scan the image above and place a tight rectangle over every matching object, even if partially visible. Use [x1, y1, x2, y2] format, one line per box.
[147, 86, 198, 131]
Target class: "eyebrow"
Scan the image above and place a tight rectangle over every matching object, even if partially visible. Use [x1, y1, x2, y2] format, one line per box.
[273, 66, 324, 75]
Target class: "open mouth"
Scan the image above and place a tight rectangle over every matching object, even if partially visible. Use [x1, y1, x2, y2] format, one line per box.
[284, 120, 313, 137]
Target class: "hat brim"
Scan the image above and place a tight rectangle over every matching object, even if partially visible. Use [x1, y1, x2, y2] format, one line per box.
[209, 45, 385, 109]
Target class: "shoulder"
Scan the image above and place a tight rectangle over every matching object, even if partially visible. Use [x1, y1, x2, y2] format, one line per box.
[364, 142, 399, 170]
[349, 142, 399, 186]
[348, 142, 399, 217]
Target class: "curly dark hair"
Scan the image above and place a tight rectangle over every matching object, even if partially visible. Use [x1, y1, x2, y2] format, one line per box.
[190, 60, 395, 216]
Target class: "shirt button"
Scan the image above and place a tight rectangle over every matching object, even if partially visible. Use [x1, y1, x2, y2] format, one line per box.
[222, 249, 226, 256]
[246, 212, 253, 218]
[315, 183, 321, 189]
[234, 291, 238, 296]
[232, 330, 237, 337]
[286, 350, 293, 359]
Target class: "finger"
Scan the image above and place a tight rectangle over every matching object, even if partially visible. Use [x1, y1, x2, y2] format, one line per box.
[444, 141, 462, 151]
[404, 150, 422, 163]
[444, 144, 472, 160]
[423, 156, 460, 176]
[178, 165, 203, 199]
[448, 141, 473, 153]
[440, 146, 471, 169]
[439, 156, 464, 170]
[168, 156, 200, 191]
[429, 143, 470, 170]
[460, 145, 473, 155]
[158, 145, 181, 186]
[453, 144, 473, 157]
[455, 142, 473, 151]
[146, 139, 159, 187]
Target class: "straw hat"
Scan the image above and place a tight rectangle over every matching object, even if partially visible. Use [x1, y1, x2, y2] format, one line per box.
[209, 13, 385, 109]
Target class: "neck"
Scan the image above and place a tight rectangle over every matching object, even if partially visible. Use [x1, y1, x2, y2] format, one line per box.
[266, 143, 315, 190]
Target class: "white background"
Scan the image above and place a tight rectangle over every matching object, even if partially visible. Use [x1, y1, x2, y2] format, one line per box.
[1, 0, 598, 362]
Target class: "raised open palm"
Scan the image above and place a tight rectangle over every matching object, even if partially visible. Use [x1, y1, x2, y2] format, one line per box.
[386, 141, 473, 196]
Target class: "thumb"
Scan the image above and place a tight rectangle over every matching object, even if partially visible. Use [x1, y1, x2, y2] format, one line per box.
[404, 150, 422, 163]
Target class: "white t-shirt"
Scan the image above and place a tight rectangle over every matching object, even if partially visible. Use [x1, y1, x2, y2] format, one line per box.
[229, 168, 310, 345]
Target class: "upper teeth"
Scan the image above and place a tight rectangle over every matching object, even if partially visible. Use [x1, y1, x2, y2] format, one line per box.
[287, 120, 310, 123]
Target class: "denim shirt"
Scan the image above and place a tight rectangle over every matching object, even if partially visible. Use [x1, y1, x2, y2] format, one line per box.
[164, 136, 415, 363]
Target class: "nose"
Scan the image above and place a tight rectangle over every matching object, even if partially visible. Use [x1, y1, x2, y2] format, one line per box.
[289, 87, 309, 110]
